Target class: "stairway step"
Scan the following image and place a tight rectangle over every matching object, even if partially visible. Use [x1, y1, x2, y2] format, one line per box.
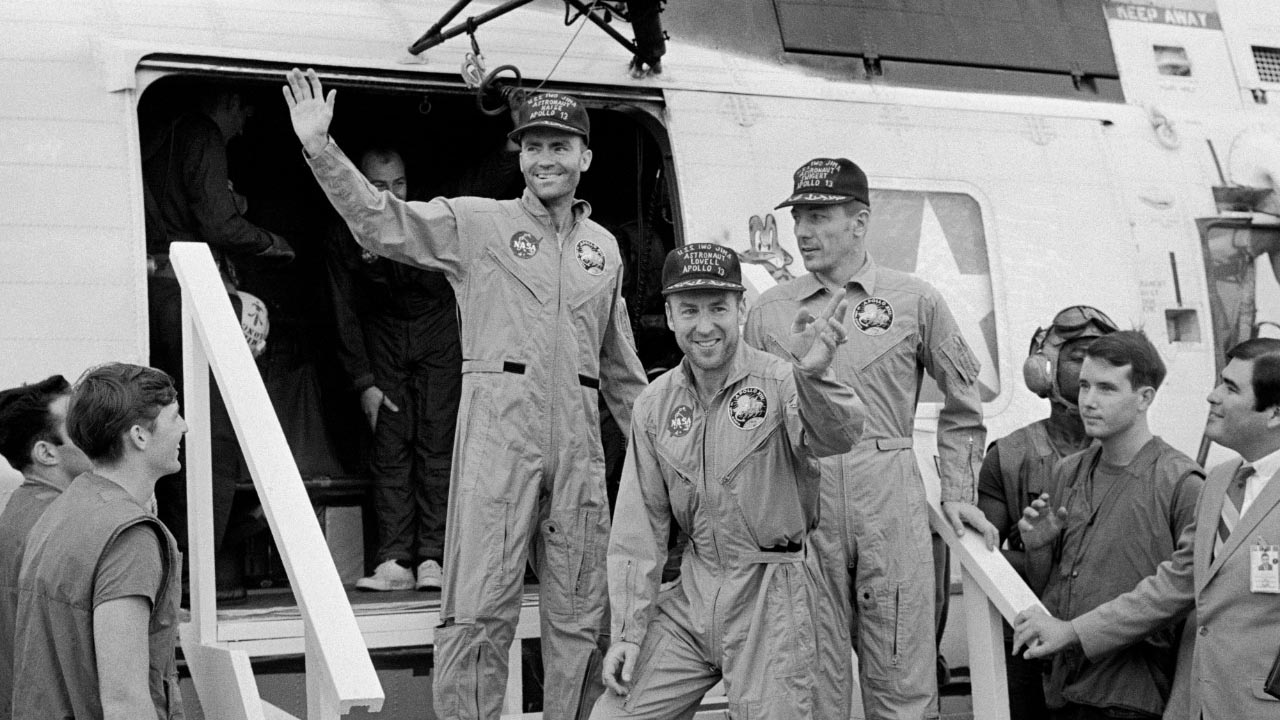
[181, 585, 543, 657]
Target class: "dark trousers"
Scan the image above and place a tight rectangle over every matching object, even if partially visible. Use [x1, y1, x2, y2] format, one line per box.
[148, 276, 244, 563]
[1003, 631, 1049, 718]
[366, 312, 460, 564]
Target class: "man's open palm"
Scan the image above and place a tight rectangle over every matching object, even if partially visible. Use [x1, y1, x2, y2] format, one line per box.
[790, 288, 851, 375]
[282, 68, 335, 156]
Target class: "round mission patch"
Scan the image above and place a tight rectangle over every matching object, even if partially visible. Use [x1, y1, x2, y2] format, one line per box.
[852, 297, 894, 336]
[667, 404, 693, 437]
[576, 238, 606, 276]
[727, 387, 768, 430]
[510, 231, 540, 259]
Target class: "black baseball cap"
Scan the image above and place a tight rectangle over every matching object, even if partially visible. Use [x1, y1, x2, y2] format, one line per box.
[775, 157, 869, 209]
[661, 243, 745, 295]
[508, 92, 590, 143]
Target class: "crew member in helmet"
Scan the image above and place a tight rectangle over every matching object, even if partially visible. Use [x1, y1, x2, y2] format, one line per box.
[976, 304, 1118, 716]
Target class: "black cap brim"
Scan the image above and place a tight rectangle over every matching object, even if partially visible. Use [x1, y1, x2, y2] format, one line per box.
[661, 278, 746, 295]
[775, 192, 862, 210]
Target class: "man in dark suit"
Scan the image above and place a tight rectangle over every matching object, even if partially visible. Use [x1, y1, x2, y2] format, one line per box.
[1014, 337, 1280, 720]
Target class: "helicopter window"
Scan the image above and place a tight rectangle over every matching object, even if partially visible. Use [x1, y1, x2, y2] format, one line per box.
[867, 189, 1000, 403]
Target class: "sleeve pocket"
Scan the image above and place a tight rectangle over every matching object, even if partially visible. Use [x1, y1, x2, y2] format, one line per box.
[937, 334, 981, 386]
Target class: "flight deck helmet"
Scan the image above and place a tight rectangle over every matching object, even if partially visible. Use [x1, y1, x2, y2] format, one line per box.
[1023, 305, 1118, 410]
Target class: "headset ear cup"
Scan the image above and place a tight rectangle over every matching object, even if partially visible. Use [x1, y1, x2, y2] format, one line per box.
[1023, 352, 1053, 398]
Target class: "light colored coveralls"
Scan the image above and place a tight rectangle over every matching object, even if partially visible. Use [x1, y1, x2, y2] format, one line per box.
[306, 141, 648, 719]
[593, 342, 865, 719]
[745, 261, 984, 719]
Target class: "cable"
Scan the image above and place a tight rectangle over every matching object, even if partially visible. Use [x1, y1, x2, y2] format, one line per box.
[535, 0, 599, 91]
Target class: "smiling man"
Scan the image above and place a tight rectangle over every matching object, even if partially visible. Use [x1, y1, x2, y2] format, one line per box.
[284, 69, 647, 719]
[592, 244, 864, 719]
[744, 157, 996, 719]
[1016, 331, 1203, 720]
[12, 364, 187, 720]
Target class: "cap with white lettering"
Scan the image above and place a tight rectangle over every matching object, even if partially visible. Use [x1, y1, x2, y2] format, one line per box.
[507, 92, 590, 142]
[661, 243, 745, 295]
[775, 157, 869, 209]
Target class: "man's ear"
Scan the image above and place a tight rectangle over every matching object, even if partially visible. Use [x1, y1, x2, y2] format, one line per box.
[127, 424, 149, 452]
[579, 146, 593, 172]
[851, 207, 870, 238]
[1137, 385, 1157, 410]
[30, 440, 59, 468]
[1267, 405, 1280, 429]
[664, 300, 674, 332]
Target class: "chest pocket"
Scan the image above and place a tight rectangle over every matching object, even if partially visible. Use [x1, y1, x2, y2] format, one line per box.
[854, 319, 918, 374]
[654, 435, 702, 532]
[485, 248, 547, 305]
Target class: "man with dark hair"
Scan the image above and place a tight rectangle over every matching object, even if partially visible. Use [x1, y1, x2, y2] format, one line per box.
[1015, 330, 1203, 719]
[978, 306, 1118, 716]
[326, 146, 462, 592]
[0, 375, 92, 720]
[285, 69, 647, 719]
[1016, 337, 1280, 720]
[592, 244, 864, 719]
[12, 363, 186, 720]
[743, 157, 997, 719]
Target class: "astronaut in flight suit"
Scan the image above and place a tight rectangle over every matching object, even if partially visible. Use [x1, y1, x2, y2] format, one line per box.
[284, 69, 648, 720]
[745, 158, 997, 719]
[592, 244, 866, 719]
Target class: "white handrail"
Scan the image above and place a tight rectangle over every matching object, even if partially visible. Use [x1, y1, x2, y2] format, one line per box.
[171, 242, 383, 717]
[922, 444, 1045, 720]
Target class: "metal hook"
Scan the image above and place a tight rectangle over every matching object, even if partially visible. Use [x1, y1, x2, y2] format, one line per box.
[418, 95, 433, 116]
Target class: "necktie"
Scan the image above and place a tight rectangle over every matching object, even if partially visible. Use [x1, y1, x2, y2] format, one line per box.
[1214, 464, 1253, 561]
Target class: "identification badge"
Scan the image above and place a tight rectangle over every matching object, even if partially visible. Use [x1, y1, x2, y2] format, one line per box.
[1252, 540, 1280, 594]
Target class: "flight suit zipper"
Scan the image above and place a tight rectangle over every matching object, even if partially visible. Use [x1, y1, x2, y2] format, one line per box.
[697, 388, 726, 661]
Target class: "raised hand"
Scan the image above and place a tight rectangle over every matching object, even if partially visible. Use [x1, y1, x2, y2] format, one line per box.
[790, 288, 851, 376]
[1018, 492, 1067, 551]
[282, 68, 336, 156]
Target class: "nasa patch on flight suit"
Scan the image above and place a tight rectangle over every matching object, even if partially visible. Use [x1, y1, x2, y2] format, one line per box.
[576, 238, 606, 276]
[510, 231, 540, 259]
[727, 387, 767, 430]
[852, 297, 894, 336]
[1251, 539, 1280, 593]
[667, 405, 693, 437]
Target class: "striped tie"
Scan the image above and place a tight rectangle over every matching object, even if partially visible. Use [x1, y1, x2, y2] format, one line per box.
[1214, 464, 1253, 561]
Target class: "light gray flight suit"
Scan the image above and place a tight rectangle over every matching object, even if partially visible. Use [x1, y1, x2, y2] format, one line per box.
[745, 260, 984, 720]
[306, 141, 648, 720]
[592, 342, 865, 719]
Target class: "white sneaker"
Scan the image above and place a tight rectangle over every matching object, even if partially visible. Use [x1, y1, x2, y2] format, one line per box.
[355, 560, 414, 591]
[416, 559, 443, 590]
